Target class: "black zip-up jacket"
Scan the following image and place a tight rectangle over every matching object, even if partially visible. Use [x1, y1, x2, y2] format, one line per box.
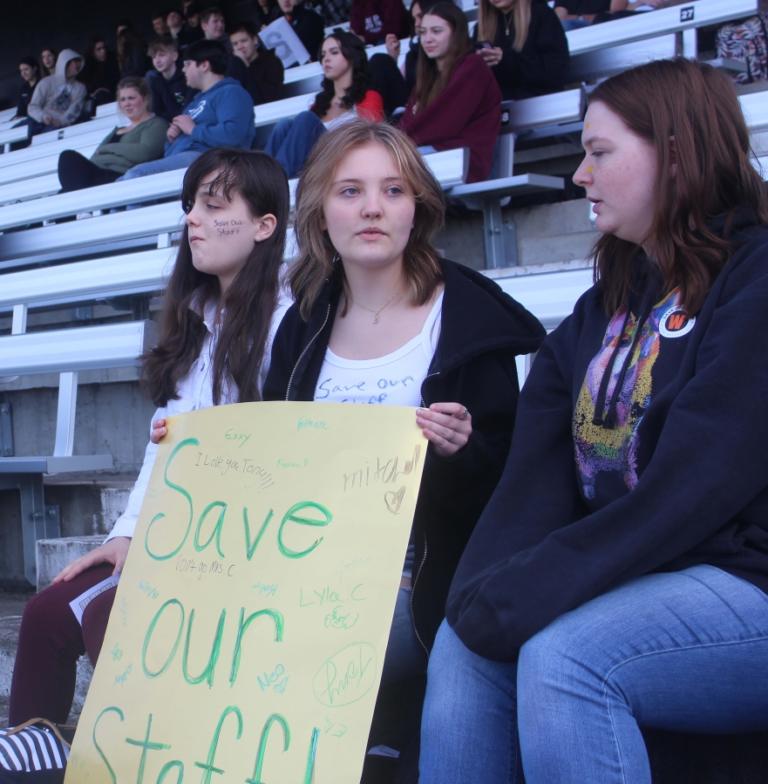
[264, 258, 545, 650]
[448, 215, 768, 661]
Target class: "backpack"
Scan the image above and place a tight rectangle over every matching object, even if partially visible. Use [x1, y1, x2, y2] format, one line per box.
[0, 720, 69, 784]
[716, 12, 768, 84]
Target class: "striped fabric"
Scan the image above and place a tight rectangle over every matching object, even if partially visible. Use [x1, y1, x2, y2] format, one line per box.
[0, 725, 68, 773]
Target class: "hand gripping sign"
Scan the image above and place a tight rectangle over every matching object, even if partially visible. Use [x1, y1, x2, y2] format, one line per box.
[66, 401, 426, 784]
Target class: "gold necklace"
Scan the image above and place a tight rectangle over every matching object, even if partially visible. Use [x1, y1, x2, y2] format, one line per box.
[348, 291, 404, 324]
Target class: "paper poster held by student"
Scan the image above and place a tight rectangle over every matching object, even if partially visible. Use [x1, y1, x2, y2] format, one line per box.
[65, 401, 426, 784]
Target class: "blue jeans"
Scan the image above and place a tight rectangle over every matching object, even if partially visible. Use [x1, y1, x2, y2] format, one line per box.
[420, 565, 768, 784]
[264, 111, 326, 178]
[117, 150, 202, 180]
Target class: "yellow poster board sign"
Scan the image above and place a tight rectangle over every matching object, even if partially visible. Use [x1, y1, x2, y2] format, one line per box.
[66, 401, 426, 783]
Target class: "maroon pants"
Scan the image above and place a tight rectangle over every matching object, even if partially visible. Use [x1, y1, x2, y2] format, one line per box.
[9, 564, 116, 725]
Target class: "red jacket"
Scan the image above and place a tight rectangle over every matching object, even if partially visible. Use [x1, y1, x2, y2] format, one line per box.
[399, 53, 502, 183]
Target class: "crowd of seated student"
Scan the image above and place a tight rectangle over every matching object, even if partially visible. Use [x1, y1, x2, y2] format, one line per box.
[120, 39, 255, 179]
[6, 0, 567, 191]
[24, 49, 87, 135]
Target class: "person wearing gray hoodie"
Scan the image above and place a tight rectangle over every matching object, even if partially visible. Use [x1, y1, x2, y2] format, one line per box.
[26, 48, 87, 134]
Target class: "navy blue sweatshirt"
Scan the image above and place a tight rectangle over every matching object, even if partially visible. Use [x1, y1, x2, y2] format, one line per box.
[447, 213, 768, 661]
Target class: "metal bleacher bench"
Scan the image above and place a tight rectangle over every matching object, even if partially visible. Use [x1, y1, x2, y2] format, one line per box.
[0, 306, 156, 584]
[0, 147, 465, 233]
[450, 88, 584, 268]
[566, 0, 758, 66]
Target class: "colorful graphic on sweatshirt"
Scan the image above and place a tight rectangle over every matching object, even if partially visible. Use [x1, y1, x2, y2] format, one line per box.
[573, 289, 686, 500]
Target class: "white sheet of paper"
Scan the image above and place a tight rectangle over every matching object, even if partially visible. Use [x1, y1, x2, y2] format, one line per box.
[69, 574, 120, 626]
[260, 16, 311, 67]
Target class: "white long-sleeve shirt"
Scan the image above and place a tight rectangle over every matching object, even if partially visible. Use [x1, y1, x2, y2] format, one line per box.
[106, 286, 292, 541]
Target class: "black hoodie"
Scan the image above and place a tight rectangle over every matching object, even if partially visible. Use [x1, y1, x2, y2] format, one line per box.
[264, 257, 545, 650]
[447, 214, 768, 661]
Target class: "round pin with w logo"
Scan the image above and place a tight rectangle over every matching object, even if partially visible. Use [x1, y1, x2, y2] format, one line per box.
[659, 305, 696, 338]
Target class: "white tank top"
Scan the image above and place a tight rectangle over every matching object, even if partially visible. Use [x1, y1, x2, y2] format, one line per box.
[314, 291, 444, 407]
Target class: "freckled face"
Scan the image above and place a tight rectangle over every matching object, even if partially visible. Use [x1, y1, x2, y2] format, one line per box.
[322, 142, 416, 274]
[573, 101, 659, 247]
[185, 172, 264, 292]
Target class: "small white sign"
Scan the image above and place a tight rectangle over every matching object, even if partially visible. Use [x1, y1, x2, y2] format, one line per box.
[261, 16, 311, 67]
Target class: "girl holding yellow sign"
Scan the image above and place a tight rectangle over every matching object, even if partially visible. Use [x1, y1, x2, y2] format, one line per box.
[9, 148, 293, 727]
[263, 120, 545, 776]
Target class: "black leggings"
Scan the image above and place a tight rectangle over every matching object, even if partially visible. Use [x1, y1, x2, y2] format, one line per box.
[57, 149, 121, 193]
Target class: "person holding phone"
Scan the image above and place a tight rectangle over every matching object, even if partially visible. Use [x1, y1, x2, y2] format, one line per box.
[474, 0, 569, 100]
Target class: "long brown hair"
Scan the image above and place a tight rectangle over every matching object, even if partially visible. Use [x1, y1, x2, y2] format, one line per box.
[412, 2, 471, 112]
[477, 0, 531, 52]
[312, 32, 370, 117]
[142, 148, 289, 406]
[588, 58, 768, 316]
[291, 120, 444, 319]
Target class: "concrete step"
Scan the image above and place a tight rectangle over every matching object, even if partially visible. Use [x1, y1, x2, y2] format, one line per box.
[0, 591, 93, 727]
[35, 485, 127, 590]
[36, 535, 105, 592]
